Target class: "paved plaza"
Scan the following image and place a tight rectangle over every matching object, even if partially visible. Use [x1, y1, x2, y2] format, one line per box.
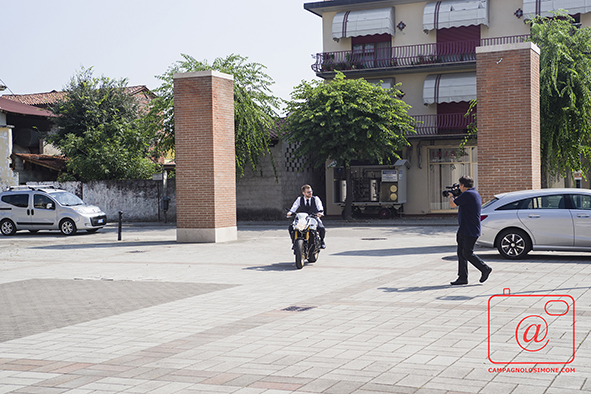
[0, 221, 589, 393]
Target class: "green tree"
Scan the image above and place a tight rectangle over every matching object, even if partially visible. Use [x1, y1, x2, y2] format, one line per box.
[49, 67, 157, 181]
[284, 72, 415, 219]
[529, 12, 591, 184]
[143, 54, 281, 177]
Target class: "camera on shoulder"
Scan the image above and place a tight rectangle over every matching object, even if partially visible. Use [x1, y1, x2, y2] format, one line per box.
[442, 183, 462, 198]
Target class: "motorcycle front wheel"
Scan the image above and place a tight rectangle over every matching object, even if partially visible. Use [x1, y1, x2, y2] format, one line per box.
[294, 239, 304, 269]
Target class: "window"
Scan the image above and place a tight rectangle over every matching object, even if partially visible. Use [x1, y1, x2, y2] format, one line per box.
[524, 195, 565, 209]
[570, 194, 591, 210]
[429, 147, 477, 210]
[352, 34, 392, 68]
[34, 194, 55, 210]
[496, 199, 530, 210]
[1, 194, 29, 208]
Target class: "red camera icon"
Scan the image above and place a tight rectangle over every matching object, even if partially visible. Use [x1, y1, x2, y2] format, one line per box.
[488, 288, 575, 364]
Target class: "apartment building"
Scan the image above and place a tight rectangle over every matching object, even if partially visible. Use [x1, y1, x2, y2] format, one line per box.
[304, 0, 591, 216]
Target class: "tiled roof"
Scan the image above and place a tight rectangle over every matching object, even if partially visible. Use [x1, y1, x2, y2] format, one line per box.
[2, 86, 154, 106]
[0, 97, 55, 117]
[13, 154, 67, 172]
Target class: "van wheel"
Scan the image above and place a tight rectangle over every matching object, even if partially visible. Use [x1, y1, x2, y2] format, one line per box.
[0, 219, 17, 236]
[60, 218, 77, 236]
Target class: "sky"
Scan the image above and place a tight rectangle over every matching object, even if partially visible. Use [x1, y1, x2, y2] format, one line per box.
[1, 0, 322, 109]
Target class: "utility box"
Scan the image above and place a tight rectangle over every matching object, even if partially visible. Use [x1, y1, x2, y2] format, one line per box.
[333, 160, 409, 218]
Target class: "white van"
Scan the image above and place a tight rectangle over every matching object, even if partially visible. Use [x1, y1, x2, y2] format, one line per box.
[0, 186, 107, 236]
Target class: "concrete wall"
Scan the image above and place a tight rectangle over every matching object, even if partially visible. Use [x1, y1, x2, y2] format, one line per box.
[0, 120, 18, 189]
[237, 141, 324, 220]
[25, 180, 176, 223]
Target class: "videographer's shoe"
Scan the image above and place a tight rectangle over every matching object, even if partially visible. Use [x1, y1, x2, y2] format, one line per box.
[321, 241, 326, 249]
[480, 267, 492, 283]
[450, 278, 468, 286]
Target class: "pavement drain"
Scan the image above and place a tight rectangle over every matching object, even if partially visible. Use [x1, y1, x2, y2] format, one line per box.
[361, 238, 387, 240]
[281, 306, 317, 312]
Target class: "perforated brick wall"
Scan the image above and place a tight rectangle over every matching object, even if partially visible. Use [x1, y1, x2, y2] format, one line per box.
[476, 43, 541, 202]
[174, 71, 236, 242]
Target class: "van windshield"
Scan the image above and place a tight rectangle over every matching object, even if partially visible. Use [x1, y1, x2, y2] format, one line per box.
[51, 191, 85, 206]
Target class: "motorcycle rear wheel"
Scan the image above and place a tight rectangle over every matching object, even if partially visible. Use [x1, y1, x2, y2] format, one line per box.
[294, 239, 304, 269]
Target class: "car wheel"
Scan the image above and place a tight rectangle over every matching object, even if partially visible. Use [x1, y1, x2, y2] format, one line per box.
[0, 219, 17, 236]
[497, 229, 531, 260]
[60, 218, 77, 236]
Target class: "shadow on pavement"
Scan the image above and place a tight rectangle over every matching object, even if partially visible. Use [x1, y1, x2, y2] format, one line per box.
[333, 245, 456, 257]
[30, 240, 178, 250]
[378, 284, 481, 294]
[244, 262, 301, 271]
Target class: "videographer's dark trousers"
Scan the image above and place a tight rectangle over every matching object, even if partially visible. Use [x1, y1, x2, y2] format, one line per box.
[457, 233, 490, 280]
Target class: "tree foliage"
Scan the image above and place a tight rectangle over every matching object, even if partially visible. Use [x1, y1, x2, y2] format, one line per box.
[529, 12, 591, 181]
[284, 72, 415, 219]
[143, 54, 281, 177]
[49, 67, 157, 181]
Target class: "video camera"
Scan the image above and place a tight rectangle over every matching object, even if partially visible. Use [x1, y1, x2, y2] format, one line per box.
[442, 183, 462, 198]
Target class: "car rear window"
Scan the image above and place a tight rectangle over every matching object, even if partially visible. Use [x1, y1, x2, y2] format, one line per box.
[496, 198, 531, 210]
[1, 194, 29, 208]
[482, 198, 498, 209]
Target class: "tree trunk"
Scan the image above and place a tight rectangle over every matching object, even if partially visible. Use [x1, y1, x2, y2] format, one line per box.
[344, 165, 353, 220]
[541, 163, 548, 188]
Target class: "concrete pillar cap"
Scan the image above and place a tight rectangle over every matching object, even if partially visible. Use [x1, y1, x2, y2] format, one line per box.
[173, 70, 234, 81]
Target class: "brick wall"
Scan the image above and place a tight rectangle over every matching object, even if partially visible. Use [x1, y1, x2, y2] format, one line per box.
[174, 71, 236, 242]
[476, 42, 541, 202]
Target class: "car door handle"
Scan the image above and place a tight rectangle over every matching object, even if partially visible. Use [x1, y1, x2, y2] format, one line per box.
[528, 214, 540, 218]
[577, 214, 590, 218]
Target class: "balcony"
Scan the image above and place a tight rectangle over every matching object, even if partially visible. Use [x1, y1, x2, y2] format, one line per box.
[312, 35, 529, 74]
[410, 113, 476, 137]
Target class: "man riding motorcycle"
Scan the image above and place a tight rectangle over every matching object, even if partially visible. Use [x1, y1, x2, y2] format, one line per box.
[287, 184, 326, 249]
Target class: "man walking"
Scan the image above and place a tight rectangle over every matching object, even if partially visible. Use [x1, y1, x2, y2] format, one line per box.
[448, 175, 492, 285]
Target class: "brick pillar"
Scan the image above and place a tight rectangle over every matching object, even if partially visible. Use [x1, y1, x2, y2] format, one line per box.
[174, 70, 237, 243]
[476, 42, 541, 202]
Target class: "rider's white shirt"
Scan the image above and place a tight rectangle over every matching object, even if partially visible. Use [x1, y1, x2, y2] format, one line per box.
[289, 196, 324, 215]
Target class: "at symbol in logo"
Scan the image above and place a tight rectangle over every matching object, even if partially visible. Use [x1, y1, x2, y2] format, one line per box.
[515, 315, 549, 352]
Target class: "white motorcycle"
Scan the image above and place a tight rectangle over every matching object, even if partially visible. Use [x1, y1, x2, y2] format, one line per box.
[290, 212, 322, 269]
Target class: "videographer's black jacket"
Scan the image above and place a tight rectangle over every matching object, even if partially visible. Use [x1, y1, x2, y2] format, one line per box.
[454, 188, 482, 237]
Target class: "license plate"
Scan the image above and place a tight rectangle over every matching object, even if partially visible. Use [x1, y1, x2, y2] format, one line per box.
[97, 219, 104, 224]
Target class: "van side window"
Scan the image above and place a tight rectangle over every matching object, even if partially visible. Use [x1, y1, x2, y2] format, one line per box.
[1, 194, 29, 208]
[34, 194, 55, 210]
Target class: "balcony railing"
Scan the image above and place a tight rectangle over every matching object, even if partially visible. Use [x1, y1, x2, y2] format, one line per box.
[410, 113, 476, 136]
[312, 35, 530, 73]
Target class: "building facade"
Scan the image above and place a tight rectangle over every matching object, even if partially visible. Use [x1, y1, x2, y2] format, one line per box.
[304, 0, 591, 216]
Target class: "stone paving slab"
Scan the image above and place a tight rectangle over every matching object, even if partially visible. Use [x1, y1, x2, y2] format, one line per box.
[0, 223, 589, 393]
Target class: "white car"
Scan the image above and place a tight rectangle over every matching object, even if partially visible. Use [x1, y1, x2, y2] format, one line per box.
[477, 188, 591, 259]
[0, 186, 107, 236]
